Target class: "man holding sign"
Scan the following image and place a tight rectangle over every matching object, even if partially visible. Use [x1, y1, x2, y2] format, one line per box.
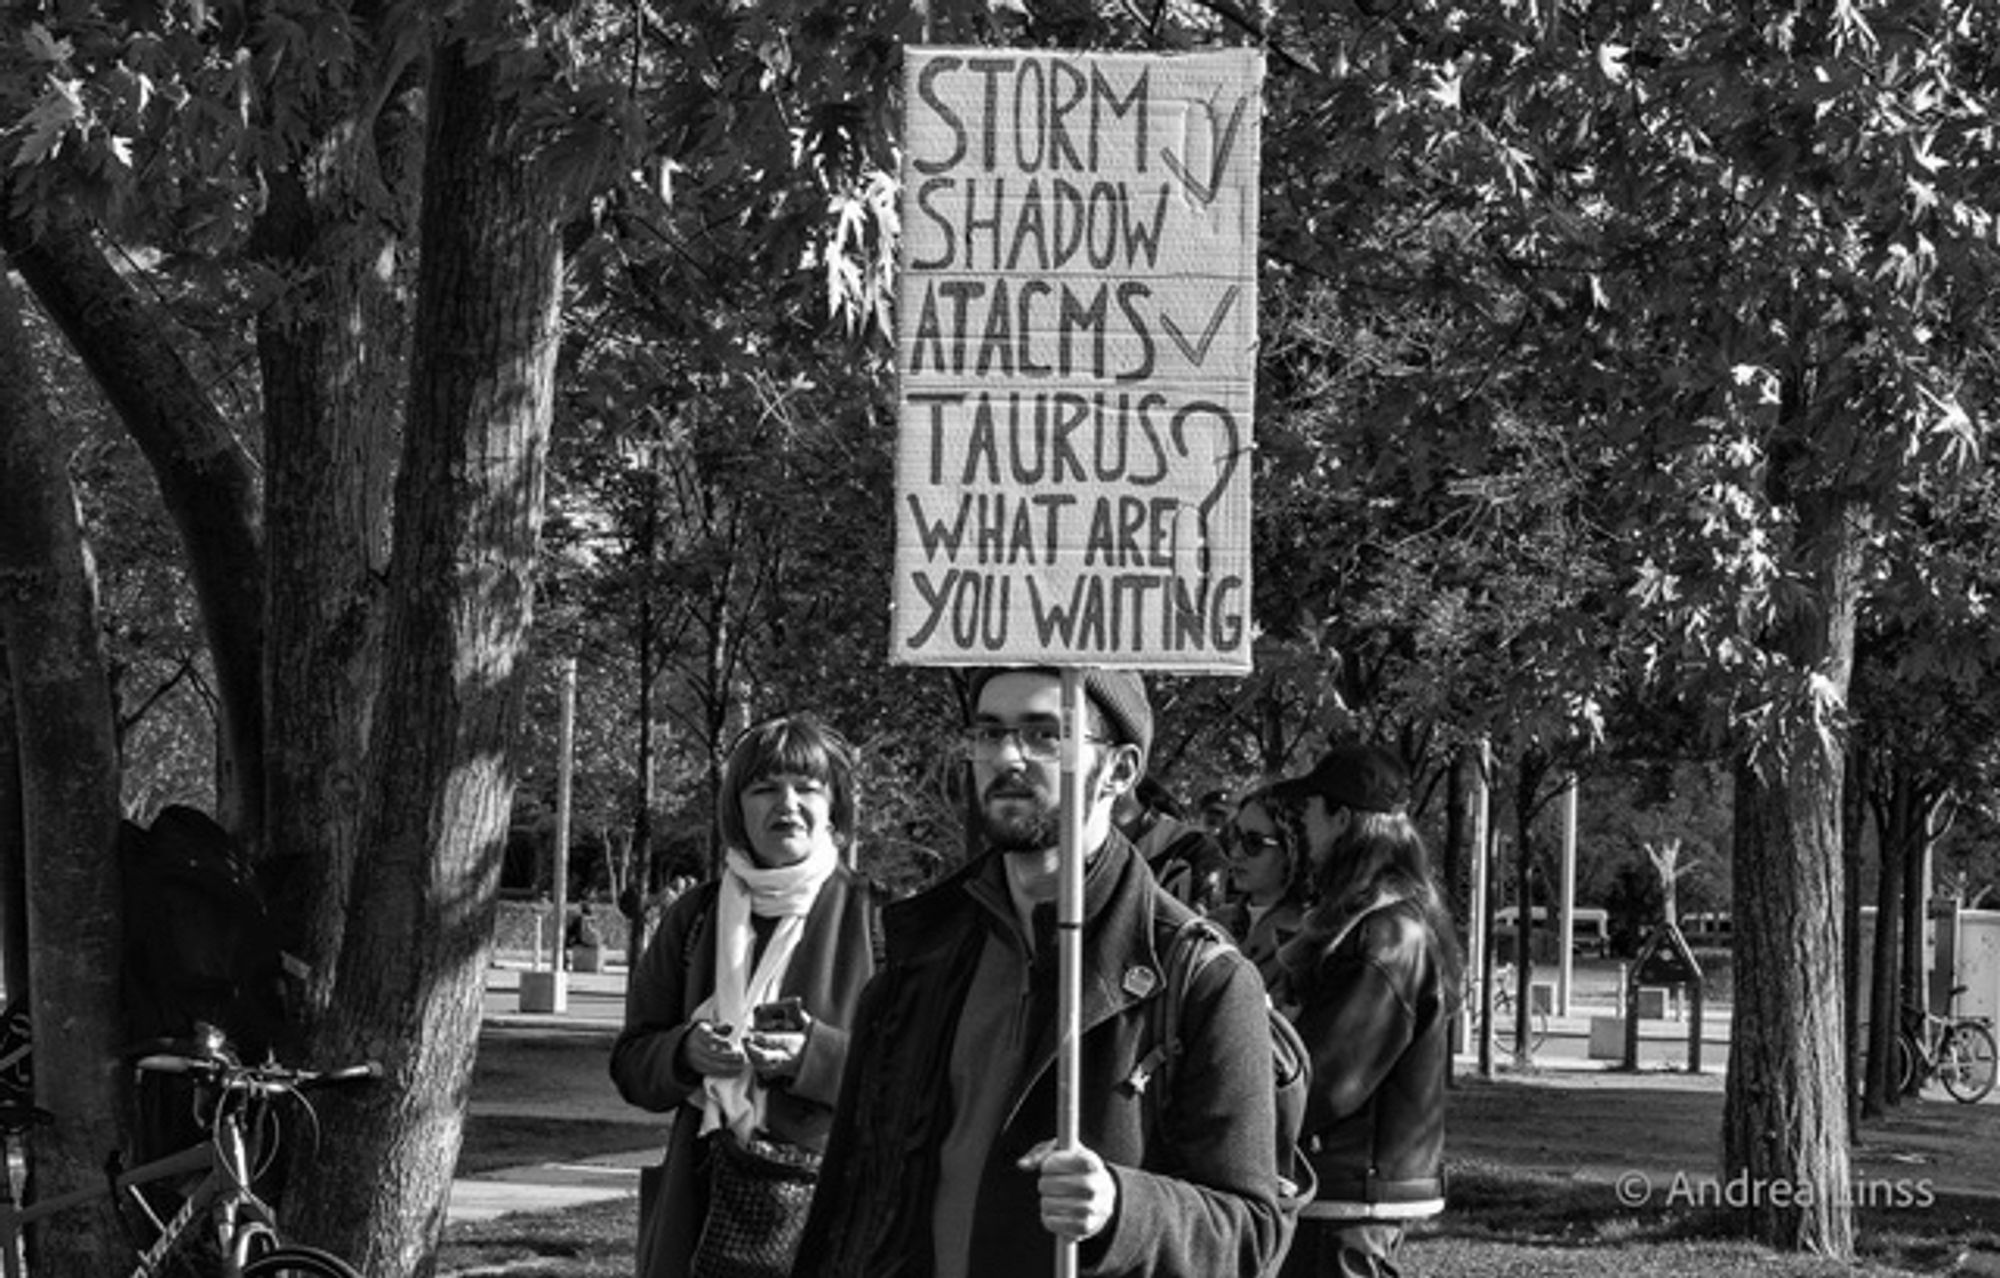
[793, 667, 1286, 1278]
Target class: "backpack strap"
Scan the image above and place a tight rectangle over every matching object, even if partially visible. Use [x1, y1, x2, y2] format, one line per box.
[1125, 916, 1229, 1101]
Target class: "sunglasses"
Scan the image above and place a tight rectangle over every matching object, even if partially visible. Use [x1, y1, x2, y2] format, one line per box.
[1227, 828, 1287, 857]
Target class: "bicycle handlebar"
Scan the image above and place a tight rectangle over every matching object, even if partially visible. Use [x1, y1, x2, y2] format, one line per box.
[301, 1061, 386, 1089]
[133, 1054, 384, 1093]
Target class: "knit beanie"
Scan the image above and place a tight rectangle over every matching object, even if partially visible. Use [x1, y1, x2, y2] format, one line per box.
[967, 667, 1153, 771]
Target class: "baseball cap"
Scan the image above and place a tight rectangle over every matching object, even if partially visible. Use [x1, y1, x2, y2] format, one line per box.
[1271, 744, 1408, 814]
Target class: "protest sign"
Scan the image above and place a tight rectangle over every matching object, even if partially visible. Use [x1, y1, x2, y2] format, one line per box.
[892, 48, 1262, 672]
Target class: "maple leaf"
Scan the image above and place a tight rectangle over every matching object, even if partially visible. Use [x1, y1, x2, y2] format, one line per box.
[11, 76, 85, 169]
[20, 23, 72, 65]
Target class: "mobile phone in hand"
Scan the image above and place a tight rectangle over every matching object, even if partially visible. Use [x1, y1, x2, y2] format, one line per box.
[751, 996, 806, 1032]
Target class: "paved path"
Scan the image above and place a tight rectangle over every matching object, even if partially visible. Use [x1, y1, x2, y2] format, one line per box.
[452, 963, 642, 1224]
[450, 960, 1738, 1224]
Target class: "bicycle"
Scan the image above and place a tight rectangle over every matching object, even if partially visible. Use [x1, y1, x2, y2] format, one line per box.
[1895, 984, 1997, 1105]
[0, 1024, 379, 1277]
[1468, 963, 1548, 1055]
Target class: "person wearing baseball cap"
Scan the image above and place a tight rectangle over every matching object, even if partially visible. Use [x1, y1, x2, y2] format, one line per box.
[1269, 743, 1412, 875]
[796, 667, 1287, 1278]
[1272, 744, 1458, 1278]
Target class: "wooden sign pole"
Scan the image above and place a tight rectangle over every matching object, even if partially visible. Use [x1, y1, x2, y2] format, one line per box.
[1055, 666, 1087, 1278]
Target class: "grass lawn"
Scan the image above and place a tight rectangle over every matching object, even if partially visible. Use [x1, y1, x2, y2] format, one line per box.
[441, 1029, 2000, 1276]
[438, 1160, 2000, 1278]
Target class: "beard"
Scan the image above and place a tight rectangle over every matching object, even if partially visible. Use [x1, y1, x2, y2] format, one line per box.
[976, 758, 1104, 853]
[979, 788, 1061, 852]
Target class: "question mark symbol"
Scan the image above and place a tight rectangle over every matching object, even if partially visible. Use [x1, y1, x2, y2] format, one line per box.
[1170, 401, 1244, 581]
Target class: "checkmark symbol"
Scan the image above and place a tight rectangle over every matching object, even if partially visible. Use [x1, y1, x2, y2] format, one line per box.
[1161, 285, 1240, 367]
[1160, 93, 1249, 206]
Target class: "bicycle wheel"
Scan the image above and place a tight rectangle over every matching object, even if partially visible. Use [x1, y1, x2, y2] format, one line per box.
[242, 1245, 364, 1278]
[1497, 996, 1541, 1056]
[1939, 1023, 1998, 1104]
[1893, 1032, 1919, 1095]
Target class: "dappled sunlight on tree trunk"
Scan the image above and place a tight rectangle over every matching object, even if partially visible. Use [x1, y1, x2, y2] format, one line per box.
[1722, 496, 1865, 1259]
[255, 14, 417, 1041]
[277, 15, 582, 1272]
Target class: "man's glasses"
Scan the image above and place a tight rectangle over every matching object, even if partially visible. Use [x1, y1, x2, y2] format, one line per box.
[964, 722, 1110, 761]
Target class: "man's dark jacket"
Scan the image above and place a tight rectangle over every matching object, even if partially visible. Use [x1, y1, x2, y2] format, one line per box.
[792, 832, 1287, 1278]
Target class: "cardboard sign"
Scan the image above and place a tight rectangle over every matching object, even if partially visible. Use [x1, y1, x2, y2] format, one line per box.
[891, 48, 1262, 672]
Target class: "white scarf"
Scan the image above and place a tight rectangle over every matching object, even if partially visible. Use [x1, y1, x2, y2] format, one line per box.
[692, 837, 839, 1139]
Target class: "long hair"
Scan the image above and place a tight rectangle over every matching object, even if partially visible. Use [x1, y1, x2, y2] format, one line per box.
[1300, 809, 1461, 999]
[717, 713, 858, 853]
[1233, 784, 1313, 905]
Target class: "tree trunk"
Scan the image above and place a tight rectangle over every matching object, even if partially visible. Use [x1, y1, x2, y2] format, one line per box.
[253, 32, 417, 1032]
[282, 27, 571, 1275]
[1896, 773, 1927, 1037]
[1442, 744, 1473, 927]
[1721, 494, 1862, 1257]
[1257, 678, 1287, 773]
[0, 639, 26, 1002]
[0, 199, 265, 838]
[1727, 751, 1853, 1253]
[1864, 761, 1904, 1114]
[630, 587, 657, 967]
[1839, 746, 1864, 1126]
[1512, 752, 1545, 1059]
[0, 271, 129, 1278]
[633, 481, 660, 900]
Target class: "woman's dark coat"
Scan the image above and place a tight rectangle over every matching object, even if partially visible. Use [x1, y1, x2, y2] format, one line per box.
[609, 863, 877, 1278]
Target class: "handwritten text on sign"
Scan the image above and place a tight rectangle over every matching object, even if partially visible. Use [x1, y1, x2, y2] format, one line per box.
[892, 48, 1261, 671]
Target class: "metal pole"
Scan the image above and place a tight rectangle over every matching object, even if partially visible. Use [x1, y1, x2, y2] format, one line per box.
[1558, 776, 1578, 1017]
[1055, 667, 1087, 1278]
[1471, 739, 1493, 1078]
[518, 659, 577, 1014]
[551, 657, 577, 975]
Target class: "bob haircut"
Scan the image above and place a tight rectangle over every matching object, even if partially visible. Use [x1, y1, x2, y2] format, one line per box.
[717, 713, 858, 853]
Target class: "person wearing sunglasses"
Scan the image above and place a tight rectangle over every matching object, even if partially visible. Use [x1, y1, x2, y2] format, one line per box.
[1211, 786, 1313, 990]
[794, 667, 1287, 1278]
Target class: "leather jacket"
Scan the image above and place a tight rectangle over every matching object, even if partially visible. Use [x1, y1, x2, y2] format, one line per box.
[1282, 897, 1449, 1220]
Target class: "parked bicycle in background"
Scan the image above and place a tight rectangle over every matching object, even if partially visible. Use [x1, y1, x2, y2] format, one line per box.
[1896, 984, 1997, 1105]
[1467, 962, 1548, 1056]
[0, 1018, 379, 1277]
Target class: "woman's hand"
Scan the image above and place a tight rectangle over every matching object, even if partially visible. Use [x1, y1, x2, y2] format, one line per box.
[682, 1020, 749, 1078]
[1018, 1140, 1118, 1241]
[742, 1015, 813, 1083]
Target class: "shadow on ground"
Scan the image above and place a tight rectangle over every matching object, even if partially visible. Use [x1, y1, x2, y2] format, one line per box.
[1441, 1071, 2000, 1275]
[462, 1027, 658, 1176]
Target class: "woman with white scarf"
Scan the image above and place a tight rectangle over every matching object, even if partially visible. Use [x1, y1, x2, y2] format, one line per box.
[612, 714, 880, 1278]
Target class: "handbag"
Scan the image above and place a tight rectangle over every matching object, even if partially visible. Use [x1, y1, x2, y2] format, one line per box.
[690, 1128, 822, 1278]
